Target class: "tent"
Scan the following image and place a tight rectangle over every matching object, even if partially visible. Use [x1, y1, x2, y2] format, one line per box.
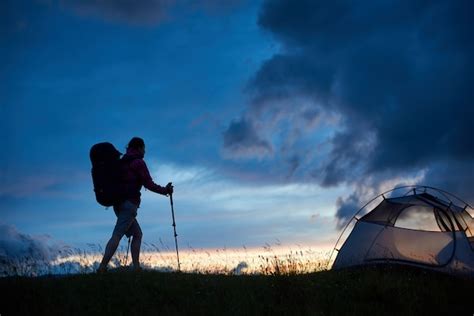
[330, 186, 474, 276]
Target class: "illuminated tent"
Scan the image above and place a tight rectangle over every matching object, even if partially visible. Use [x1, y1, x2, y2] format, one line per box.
[330, 187, 474, 276]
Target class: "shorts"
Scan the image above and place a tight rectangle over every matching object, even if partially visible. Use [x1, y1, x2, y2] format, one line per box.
[112, 200, 141, 239]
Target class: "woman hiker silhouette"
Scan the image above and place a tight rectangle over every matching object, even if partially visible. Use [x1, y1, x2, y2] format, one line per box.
[97, 137, 173, 272]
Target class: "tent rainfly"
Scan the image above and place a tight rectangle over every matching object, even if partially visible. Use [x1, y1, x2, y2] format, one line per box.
[330, 186, 474, 276]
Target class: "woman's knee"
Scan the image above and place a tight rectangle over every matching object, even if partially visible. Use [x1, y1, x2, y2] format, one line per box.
[109, 234, 122, 246]
[134, 226, 143, 240]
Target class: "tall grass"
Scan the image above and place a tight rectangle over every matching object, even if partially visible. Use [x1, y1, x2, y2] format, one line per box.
[0, 241, 330, 277]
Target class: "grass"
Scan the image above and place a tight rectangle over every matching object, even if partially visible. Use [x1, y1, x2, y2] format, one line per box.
[1, 265, 473, 316]
[1, 243, 330, 276]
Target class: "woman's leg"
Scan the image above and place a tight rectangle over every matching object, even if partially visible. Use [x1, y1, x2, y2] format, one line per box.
[128, 219, 143, 269]
[98, 201, 136, 271]
[99, 234, 122, 269]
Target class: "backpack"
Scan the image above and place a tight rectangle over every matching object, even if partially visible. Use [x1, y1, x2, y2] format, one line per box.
[89, 142, 126, 207]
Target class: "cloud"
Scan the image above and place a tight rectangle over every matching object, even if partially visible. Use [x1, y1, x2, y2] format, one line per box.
[141, 162, 344, 247]
[222, 117, 273, 159]
[222, 0, 474, 223]
[0, 174, 60, 198]
[0, 223, 64, 260]
[0, 170, 90, 200]
[0, 223, 67, 275]
[334, 172, 427, 229]
[334, 194, 359, 230]
[61, 0, 173, 25]
[232, 261, 248, 275]
[422, 160, 474, 206]
[60, 0, 247, 25]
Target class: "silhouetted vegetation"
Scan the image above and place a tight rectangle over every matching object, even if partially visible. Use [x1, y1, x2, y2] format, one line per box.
[1, 265, 472, 315]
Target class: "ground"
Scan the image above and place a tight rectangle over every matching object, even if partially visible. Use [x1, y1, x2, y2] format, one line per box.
[1, 266, 473, 315]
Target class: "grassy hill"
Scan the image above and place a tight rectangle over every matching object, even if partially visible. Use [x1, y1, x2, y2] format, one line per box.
[1, 265, 472, 316]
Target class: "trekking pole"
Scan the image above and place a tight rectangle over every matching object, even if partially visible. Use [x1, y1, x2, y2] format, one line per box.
[124, 236, 131, 267]
[169, 193, 181, 271]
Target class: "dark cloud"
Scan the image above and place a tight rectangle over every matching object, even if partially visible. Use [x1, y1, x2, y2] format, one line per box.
[223, 0, 474, 223]
[422, 160, 474, 206]
[223, 117, 273, 159]
[61, 0, 173, 25]
[61, 0, 247, 25]
[335, 193, 360, 230]
[317, 127, 375, 187]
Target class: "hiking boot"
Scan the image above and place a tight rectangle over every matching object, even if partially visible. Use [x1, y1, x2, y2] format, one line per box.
[96, 265, 108, 274]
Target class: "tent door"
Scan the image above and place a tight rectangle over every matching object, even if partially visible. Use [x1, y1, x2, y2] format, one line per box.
[365, 226, 455, 266]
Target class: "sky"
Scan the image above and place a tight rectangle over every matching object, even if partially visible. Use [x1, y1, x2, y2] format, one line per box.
[1, 0, 473, 258]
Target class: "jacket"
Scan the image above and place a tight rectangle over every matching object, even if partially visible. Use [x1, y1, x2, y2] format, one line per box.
[121, 148, 168, 206]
